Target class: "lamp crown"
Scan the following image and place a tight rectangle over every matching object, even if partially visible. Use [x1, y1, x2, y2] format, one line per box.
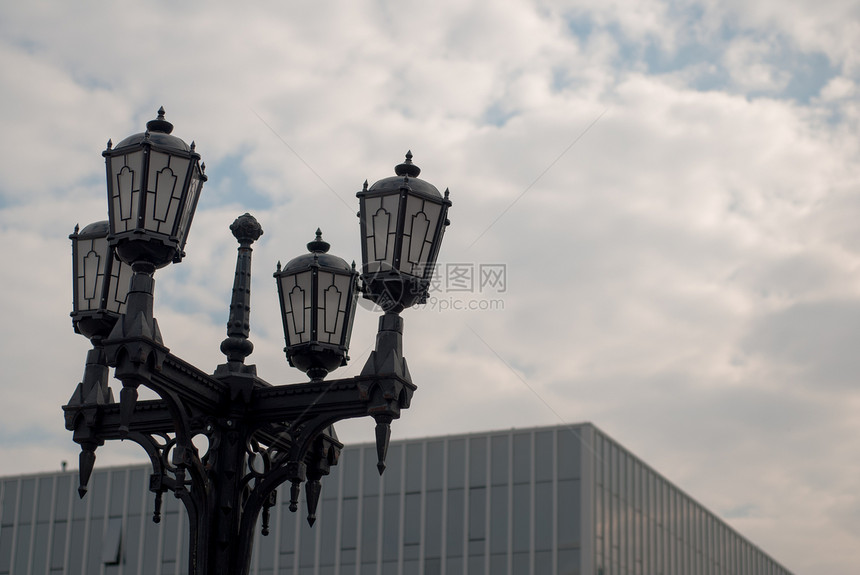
[394, 150, 421, 178]
[146, 106, 174, 134]
[307, 229, 330, 254]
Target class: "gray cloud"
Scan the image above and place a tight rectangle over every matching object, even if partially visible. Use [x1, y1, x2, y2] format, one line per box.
[0, 1, 858, 573]
[742, 300, 860, 390]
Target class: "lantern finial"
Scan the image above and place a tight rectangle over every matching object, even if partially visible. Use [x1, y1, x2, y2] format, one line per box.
[307, 229, 330, 254]
[395, 151, 421, 178]
[146, 106, 174, 134]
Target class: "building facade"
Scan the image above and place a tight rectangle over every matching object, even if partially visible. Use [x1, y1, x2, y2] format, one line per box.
[0, 424, 793, 575]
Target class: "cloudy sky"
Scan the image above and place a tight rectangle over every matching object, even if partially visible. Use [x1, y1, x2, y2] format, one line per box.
[1, 0, 859, 572]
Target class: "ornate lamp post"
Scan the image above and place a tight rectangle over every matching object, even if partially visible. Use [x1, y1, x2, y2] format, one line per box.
[62, 109, 451, 575]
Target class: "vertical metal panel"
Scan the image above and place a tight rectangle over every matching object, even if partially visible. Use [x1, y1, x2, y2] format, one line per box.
[506, 431, 514, 575]
[0, 479, 20, 574]
[551, 430, 558, 575]
[32, 476, 54, 575]
[579, 425, 594, 575]
[460, 437, 470, 575]
[529, 430, 535, 575]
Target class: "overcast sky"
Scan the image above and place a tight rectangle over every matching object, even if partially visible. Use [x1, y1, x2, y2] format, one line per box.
[1, 1, 859, 573]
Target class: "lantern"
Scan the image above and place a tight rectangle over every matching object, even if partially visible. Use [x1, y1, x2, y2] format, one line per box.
[357, 151, 451, 311]
[70, 221, 133, 341]
[103, 107, 206, 268]
[275, 230, 359, 380]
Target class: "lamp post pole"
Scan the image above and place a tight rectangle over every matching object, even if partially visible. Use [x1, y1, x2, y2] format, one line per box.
[63, 109, 450, 575]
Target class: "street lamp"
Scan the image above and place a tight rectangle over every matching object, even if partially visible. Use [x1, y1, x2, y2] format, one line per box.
[62, 109, 451, 575]
[70, 220, 133, 340]
[103, 106, 206, 267]
[274, 229, 359, 381]
[357, 150, 451, 312]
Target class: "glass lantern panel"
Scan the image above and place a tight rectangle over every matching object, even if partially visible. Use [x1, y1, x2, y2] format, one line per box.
[145, 152, 190, 236]
[75, 235, 108, 312]
[342, 279, 358, 349]
[399, 195, 442, 278]
[316, 271, 353, 345]
[109, 150, 143, 234]
[177, 163, 202, 246]
[363, 194, 401, 274]
[105, 255, 132, 314]
[280, 270, 313, 345]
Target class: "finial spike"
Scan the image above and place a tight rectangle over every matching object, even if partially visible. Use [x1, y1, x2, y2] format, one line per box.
[152, 491, 163, 523]
[306, 479, 322, 527]
[394, 152, 421, 178]
[307, 230, 330, 254]
[78, 445, 96, 498]
[74, 223, 80, 234]
[374, 417, 392, 475]
[289, 480, 301, 512]
[261, 491, 276, 536]
[146, 108, 174, 134]
[106, 139, 112, 150]
[190, 141, 196, 152]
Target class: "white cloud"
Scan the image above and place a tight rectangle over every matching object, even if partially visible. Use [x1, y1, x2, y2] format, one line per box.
[723, 36, 791, 92]
[819, 76, 857, 101]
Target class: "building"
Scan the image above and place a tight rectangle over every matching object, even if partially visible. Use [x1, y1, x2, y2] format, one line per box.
[0, 424, 793, 575]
